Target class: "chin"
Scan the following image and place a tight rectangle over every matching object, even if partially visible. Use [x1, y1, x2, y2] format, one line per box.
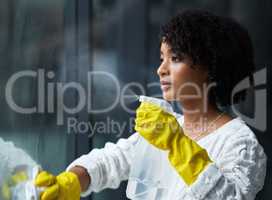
[162, 90, 176, 101]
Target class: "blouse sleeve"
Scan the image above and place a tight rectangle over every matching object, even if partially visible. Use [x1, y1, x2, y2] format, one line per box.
[66, 132, 140, 197]
[181, 128, 267, 200]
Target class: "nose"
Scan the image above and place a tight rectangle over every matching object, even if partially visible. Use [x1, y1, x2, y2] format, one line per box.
[157, 61, 169, 77]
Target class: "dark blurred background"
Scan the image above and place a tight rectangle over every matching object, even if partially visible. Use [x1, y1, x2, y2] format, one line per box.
[0, 0, 271, 199]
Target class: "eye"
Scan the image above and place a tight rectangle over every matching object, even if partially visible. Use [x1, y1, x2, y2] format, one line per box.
[160, 57, 164, 63]
[171, 56, 181, 62]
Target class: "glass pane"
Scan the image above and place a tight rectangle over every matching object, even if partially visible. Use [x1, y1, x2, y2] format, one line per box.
[0, 0, 71, 177]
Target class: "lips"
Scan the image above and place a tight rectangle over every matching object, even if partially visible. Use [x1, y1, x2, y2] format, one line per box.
[160, 80, 171, 91]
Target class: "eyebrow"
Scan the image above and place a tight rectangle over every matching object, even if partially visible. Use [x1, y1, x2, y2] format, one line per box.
[160, 49, 173, 57]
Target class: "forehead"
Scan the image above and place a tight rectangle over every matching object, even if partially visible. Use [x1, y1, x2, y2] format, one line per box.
[160, 42, 172, 54]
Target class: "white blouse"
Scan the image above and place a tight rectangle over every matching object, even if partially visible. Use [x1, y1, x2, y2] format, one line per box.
[67, 114, 267, 200]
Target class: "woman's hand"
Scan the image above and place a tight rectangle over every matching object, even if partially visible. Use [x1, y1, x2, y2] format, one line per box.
[135, 101, 212, 185]
[35, 170, 81, 200]
[135, 101, 184, 150]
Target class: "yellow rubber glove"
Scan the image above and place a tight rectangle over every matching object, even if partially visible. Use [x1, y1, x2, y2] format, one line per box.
[35, 171, 81, 200]
[1, 171, 28, 200]
[135, 102, 212, 185]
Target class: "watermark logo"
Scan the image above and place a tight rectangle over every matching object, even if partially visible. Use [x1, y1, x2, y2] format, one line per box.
[4, 68, 268, 136]
[67, 116, 135, 138]
[231, 68, 267, 131]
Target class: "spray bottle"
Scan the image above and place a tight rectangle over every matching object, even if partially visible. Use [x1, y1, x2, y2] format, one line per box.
[126, 96, 181, 200]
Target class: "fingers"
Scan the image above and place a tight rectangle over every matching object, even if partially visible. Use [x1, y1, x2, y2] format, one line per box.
[35, 171, 56, 187]
[40, 184, 59, 200]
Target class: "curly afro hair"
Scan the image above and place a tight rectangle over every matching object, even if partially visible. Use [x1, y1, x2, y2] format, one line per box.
[160, 9, 255, 107]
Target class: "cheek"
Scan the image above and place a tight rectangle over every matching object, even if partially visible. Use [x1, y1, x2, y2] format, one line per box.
[170, 63, 202, 97]
[170, 63, 189, 88]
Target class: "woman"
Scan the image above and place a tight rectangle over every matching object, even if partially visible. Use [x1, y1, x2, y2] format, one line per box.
[35, 9, 267, 200]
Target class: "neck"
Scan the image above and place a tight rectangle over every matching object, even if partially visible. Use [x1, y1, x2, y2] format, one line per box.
[180, 99, 220, 123]
[179, 99, 225, 138]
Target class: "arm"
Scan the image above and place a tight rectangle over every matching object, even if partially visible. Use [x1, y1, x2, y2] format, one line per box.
[66, 132, 140, 197]
[134, 101, 267, 200]
[69, 166, 90, 192]
[181, 131, 267, 200]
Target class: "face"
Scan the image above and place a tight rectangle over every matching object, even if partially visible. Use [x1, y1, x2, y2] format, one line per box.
[157, 42, 208, 102]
